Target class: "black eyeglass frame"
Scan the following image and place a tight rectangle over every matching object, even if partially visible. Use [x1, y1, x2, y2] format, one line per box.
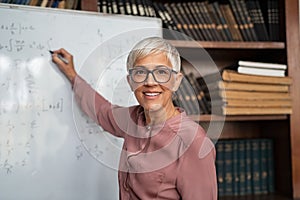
[128, 66, 178, 83]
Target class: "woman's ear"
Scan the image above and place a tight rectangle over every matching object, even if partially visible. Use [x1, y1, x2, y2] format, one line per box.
[172, 72, 183, 91]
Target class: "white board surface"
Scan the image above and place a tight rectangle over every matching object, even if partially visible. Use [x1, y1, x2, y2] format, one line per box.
[0, 4, 162, 200]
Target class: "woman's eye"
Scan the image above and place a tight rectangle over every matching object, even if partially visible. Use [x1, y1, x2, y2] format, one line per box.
[135, 70, 147, 75]
[157, 69, 168, 75]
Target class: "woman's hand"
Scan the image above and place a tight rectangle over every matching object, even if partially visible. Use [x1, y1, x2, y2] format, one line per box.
[50, 48, 77, 84]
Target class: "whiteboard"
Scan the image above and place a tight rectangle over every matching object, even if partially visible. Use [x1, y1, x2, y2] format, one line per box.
[0, 4, 161, 200]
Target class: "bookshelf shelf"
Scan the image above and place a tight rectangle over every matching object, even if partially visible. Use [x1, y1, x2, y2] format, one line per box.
[168, 40, 285, 49]
[190, 114, 288, 122]
[219, 194, 294, 200]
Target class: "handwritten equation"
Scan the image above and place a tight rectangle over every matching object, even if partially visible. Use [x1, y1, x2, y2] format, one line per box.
[1, 23, 35, 35]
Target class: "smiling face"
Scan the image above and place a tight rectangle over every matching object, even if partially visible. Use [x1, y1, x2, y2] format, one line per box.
[128, 52, 182, 113]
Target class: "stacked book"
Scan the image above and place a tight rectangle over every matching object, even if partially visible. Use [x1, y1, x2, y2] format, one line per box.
[216, 138, 275, 196]
[200, 60, 292, 115]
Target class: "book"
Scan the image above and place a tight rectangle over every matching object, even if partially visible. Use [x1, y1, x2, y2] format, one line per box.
[185, 72, 210, 114]
[232, 141, 239, 195]
[245, 0, 269, 41]
[238, 140, 247, 195]
[267, 0, 280, 41]
[190, 1, 213, 41]
[238, 0, 258, 41]
[228, 0, 251, 41]
[206, 81, 289, 93]
[185, 2, 206, 41]
[163, 3, 190, 40]
[238, 60, 287, 69]
[251, 139, 262, 194]
[210, 1, 233, 41]
[237, 66, 286, 77]
[221, 70, 292, 85]
[220, 106, 292, 115]
[209, 90, 291, 100]
[267, 139, 275, 193]
[224, 140, 234, 195]
[219, 2, 244, 41]
[215, 140, 225, 196]
[177, 2, 202, 40]
[216, 139, 276, 196]
[215, 99, 292, 108]
[260, 139, 269, 194]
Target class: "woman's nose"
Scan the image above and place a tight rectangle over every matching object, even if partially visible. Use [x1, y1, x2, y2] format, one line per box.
[144, 72, 157, 85]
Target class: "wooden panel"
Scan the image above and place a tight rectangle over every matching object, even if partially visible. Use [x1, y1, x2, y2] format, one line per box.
[168, 40, 285, 49]
[285, 0, 300, 198]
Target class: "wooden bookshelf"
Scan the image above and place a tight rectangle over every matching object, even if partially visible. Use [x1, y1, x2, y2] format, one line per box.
[165, 0, 299, 199]
[220, 194, 294, 200]
[168, 40, 285, 49]
[71, 0, 300, 199]
[2, 0, 299, 199]
[189, 114, 288, 122]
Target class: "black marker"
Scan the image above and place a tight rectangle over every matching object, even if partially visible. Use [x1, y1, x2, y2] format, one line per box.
[49, 50, 69, 64]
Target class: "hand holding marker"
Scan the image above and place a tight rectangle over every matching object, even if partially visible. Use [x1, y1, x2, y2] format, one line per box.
[49, 50, 69, 64]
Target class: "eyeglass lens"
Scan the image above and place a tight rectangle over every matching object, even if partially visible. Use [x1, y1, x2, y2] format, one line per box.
[130, 66, 173, 83]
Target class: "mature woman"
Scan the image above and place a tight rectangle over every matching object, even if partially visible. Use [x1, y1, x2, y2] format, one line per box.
[51, 37, 217, 200]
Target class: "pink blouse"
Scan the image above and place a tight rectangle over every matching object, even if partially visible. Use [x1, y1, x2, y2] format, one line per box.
[73, 76, 218, 200]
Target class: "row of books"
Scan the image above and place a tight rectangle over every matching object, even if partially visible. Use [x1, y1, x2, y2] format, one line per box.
[215, 138, 275, 196]
[204, 61, 292, 115]
[0, 0, 79, 9]
[2, 0, 281, 41]
[175, 60, 292, 116]
[96, 0, 279, 41]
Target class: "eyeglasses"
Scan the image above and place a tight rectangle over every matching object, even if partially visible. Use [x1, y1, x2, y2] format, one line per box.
[128, 65, 178, 83]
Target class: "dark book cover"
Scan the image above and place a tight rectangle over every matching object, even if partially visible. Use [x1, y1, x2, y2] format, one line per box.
[216, 140, 225, 196]
[210, 1, 233, 41]
[239, 0, 258, 41]
[228, 0, 251, 41]
[224, 140, 234, 195]
[267, 139, 275, 193]
[245, 139, 252, 194]
[190, 2, 214, 41]
[251, 139, 262, 194]
[238, 140, 247, 195]
[219, 2, 244, 41]
[245, 0, 269, 41]
[260, 139, 269, 194]
[232, 140, 239, 195]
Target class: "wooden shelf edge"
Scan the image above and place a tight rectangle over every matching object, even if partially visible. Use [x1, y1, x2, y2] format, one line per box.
[167, 40, 285, 49]
[219, 194, 293, 200]
[189, 114, 288, 122]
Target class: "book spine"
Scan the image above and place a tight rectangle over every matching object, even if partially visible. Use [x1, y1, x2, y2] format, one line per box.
[216, 140, 225, 196]
[185, 72, 210, 114]
[260, 139, 268, 194]
[185, 2, 206, 41]
[198, 1, 220, 41]
[211, 1, 233, 41]
[238, 140, 247, 195]
[220, 3, 244, 41]
[224, 141, 233, 195]
[164, 3, 189, 40]
[246, 0, 269, 41]
[191, 2, 213, 41]
[228, 0, 250, 41]
[181, 2, 205, 41]
[232, 140, 239, 195]
[252, 139, 262, 194]
[267, 139, 275, 193]
[239, 0, 258, 41]
[245, 139, 252, 194]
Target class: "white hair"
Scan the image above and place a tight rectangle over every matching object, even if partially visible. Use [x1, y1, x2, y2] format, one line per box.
[126, 37, 181, 72]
